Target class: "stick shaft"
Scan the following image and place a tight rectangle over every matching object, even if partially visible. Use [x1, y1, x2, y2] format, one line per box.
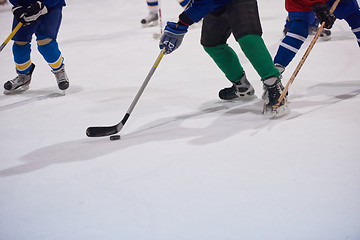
[0, 22, 22, 52]
[125, 49, 165, 117]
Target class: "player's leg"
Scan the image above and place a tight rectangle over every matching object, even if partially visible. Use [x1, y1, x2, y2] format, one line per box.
[141, 0, 159, 26]
[331, 0, 360, 47]
[344, 10, 360, 47]
[201, 10, 255, 100]
[229, 0, 287, 112]
[36, 6, 69, 90]
[3, 19, 35, 94]
[273, 12, 313, 70]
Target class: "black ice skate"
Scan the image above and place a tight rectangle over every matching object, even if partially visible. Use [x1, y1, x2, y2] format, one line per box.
[52, 64, 69, 91]
[262, 76, 289, 118]
[219, 73, 255, 100]
[4, 63, 35, 95]
[141, 13, 159, 27]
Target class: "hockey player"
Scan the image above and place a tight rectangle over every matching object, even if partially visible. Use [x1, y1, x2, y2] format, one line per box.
[159, 0, 287, 114]
[283, 15, 332, 40]
[274, 0, 360, 73]
[141, 0, 191, 26]
[3, 0, 69, 94]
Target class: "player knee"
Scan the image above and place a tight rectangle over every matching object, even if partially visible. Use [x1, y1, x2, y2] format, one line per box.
[37, 38, 53, 46]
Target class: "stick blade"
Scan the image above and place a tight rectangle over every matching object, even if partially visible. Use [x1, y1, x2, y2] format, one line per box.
[86, 125, 119, 137]
[262, 103, 291, 119]
[271, 104, 291, 119]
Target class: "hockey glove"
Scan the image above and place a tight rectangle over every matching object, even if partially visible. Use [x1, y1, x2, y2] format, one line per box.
[159, 22, 188, 54]
[23, 1, 48, 24]
[312, 3, 336, 29]
[12, 5, 26, 24]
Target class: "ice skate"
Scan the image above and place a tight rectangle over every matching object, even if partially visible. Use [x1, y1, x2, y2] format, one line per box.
[219, 73, 255, 100]
[3, 63, 35, 95]
[262, 76, 289, 118]
[309, 26, 332, 41]
[52, 64, 69, 92]
[141, 12, 159, 27]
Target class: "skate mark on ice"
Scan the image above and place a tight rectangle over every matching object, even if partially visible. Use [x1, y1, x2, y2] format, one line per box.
[0, 86, 82, 111]
[0, 93, 63, 111]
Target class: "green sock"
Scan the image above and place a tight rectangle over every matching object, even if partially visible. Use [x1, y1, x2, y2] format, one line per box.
[238, 34, 280, 81]
[203, 44, 244, 82]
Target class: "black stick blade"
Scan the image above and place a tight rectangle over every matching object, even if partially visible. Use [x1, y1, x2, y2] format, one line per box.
[86, 125, 119, 137]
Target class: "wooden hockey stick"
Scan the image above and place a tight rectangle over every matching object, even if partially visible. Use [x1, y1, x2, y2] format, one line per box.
[273, 0, 341, 112]
[0, 22, 23, 52]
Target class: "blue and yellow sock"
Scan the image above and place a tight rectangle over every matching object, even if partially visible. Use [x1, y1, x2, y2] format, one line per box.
[37, 38, 64, 70]
[13, 42, 32, 74]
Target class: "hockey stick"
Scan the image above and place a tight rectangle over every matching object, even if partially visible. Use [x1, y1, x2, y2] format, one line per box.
[86, 49, 166, 137]
[272, 0, 341, 113]
[0, 22, 22, 52]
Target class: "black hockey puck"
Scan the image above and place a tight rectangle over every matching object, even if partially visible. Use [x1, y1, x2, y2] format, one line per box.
[110, 135, 121, 141]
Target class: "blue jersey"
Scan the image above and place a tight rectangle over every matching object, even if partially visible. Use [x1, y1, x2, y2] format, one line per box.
[184, 0, 232, 22]
[9, 0, 65, 8]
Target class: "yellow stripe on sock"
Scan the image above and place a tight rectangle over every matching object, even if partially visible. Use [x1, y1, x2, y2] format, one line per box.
[48, 55, 63, 69]
[178, 0, 188, 7]
[16, 60, 31, 72]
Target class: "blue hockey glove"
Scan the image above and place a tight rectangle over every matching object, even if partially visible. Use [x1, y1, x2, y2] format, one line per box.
[312, 3, 336, 29]
[159, 22, 188, 54]
[23, 1, 48, 23]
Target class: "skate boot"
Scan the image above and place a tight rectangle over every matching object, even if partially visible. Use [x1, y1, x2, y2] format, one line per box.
[141, 12, 159, 26]
[4, 63, 35, 94]
[282, 26, 289, 36]
[262, 76, 289, 118]
[309, 26, 332, 41]
[320, 29, 331, 41]
[52, 64, 69, 91]
[275, 63, 285, 74]
[219, 73, 255, 100]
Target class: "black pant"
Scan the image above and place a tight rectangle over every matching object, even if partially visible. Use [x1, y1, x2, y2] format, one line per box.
[201, 0, 263, 47]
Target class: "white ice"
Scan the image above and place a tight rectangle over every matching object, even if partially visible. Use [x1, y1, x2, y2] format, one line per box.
[1, 0, 360, 239]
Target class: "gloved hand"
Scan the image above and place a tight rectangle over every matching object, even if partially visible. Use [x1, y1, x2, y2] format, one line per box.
[12, 5, 26, 23]
[23, 1, 48, 23]
[312, 3, 336, 29]
[159, 21, 188, 54]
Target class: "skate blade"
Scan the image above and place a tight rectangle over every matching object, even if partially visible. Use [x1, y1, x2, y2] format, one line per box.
[319, 35, 331, 41]
[3, 85, 29, 95]
[141, 21, 159, 28]
[222, 94, 257, 102]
